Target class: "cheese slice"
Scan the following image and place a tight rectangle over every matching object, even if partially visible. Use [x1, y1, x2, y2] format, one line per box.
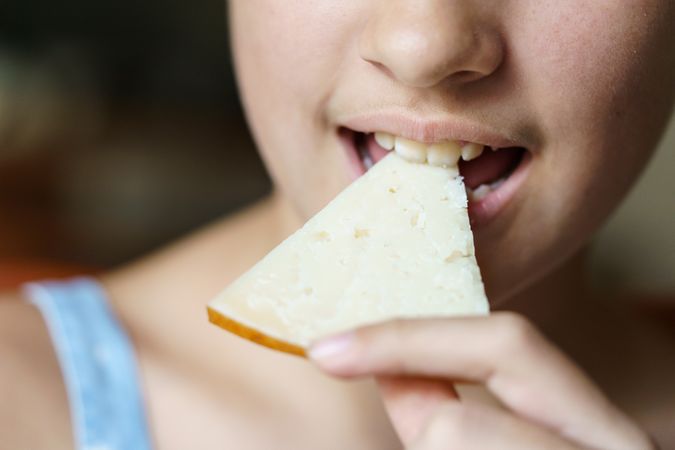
[208, 152, 488, 356]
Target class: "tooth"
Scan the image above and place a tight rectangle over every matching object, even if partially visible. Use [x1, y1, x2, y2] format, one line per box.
[489, 176, 506, 190]
[461, 143, 484, 161]
[469, 184, 492, 201]
[394, 137, 427, 163]
[467, 187, 476, 202]
[362, 151, 374, 170]
[374, 132, 395, 150]
[427, 141, 462, 167]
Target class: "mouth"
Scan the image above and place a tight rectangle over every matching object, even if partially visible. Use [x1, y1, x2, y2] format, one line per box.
[338, 127, 531, 226]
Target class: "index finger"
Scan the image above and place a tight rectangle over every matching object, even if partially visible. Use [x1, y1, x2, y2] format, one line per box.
[309, 313, 651, 450]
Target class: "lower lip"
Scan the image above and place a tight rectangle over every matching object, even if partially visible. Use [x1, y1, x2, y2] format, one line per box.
[337, 129, 532, 227]
[467, 151, 531, 228]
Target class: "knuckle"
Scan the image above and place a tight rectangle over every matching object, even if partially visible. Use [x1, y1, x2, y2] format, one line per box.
[388, 317, 408, 338]
[494, 312, 540, 352]
[360, 318, 410, 373]
[364, 317, 407, 340]
[386, 318, 412, 372]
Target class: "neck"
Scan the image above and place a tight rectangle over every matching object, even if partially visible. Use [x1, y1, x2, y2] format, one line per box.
[106, 191, 301, 295]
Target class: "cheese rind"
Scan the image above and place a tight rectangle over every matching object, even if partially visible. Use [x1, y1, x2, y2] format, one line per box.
[208, 153, 488, 352]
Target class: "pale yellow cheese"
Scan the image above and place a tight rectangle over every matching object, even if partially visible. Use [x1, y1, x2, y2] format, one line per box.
[208, 152, 488, 355]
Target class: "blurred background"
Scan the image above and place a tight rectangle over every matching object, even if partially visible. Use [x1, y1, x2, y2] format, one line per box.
[0, 0, 673, 296]
[0, 0, 270, 284]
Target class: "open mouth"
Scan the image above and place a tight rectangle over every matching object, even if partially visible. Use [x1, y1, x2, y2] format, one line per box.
[338, 127, 531, 224]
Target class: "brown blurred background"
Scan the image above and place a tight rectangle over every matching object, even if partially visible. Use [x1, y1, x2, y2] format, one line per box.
[0, 1, 673, 295]
[0, 0, 270, 283]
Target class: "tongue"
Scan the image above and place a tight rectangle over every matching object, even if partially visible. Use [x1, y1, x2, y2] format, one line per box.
[459, 147, 522, 189]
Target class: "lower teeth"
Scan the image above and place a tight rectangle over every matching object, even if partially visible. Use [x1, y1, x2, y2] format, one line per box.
[467, 175, 508, 202]
[357, 139, 374, 170]
[362, 152, 374, 170]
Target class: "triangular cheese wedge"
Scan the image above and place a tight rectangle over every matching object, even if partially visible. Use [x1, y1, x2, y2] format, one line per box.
[208, 152, 488, 356]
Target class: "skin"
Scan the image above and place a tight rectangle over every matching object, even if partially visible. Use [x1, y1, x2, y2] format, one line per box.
[230, 0, 675, 303]
[1, 1, 675, 448]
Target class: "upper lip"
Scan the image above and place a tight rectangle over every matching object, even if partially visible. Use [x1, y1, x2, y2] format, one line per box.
[339, 110, 528, 150]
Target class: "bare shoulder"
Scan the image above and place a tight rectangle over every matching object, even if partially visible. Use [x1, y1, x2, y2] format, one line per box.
[0, 291, 73, 449]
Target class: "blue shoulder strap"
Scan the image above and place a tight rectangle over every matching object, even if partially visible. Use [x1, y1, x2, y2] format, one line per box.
[23, 277, 154, 450]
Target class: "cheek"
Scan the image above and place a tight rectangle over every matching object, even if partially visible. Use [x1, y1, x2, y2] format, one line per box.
[235, 4, 333, 103]
[229, 1, 364, 217]
[230, 2, 328, 154]
[514, 2, 673, 217]
[230, 0, 359, 146]
[481, 2, 675, 299]
[517, 3, 660, 134]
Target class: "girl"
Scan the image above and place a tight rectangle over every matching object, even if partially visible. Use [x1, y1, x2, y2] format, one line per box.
[2, 1, 674, 449]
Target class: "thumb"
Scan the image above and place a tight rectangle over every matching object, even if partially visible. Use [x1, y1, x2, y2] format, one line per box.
[375, 375, 459, 445]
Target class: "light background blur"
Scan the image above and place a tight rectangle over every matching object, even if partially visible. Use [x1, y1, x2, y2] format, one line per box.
[0, 1, 673, 295]
[590, 120, 675, 294]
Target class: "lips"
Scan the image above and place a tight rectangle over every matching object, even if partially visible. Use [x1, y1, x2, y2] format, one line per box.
[338, 126, 531, 226]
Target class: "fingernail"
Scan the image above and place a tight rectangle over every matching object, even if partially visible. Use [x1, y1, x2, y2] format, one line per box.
[309, 331, 355, 362]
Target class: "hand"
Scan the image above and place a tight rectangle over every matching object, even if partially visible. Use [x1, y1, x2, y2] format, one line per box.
[309, 313, 655, 450]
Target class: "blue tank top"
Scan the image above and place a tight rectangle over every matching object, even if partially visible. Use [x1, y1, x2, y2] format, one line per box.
[23, 277, 154, 450]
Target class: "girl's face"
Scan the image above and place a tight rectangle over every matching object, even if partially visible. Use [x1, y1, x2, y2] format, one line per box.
[229, 1, 675, 302]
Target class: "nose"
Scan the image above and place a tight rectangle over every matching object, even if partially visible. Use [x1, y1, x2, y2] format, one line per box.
[359, 1, 504, 88]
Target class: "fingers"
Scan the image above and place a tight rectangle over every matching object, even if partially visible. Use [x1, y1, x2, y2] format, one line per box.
[375, 376, 459, 444]
[309, 313, 652, 450]
[408, 401, 583, 450]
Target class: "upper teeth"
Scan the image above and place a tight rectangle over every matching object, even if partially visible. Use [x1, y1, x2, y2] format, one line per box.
[373, 132, 395, 151]
[428, 141, 462, 166]
[374, 132, 485, 167]
[460, 143, 484, 161]
[392, 137, 427, 163]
